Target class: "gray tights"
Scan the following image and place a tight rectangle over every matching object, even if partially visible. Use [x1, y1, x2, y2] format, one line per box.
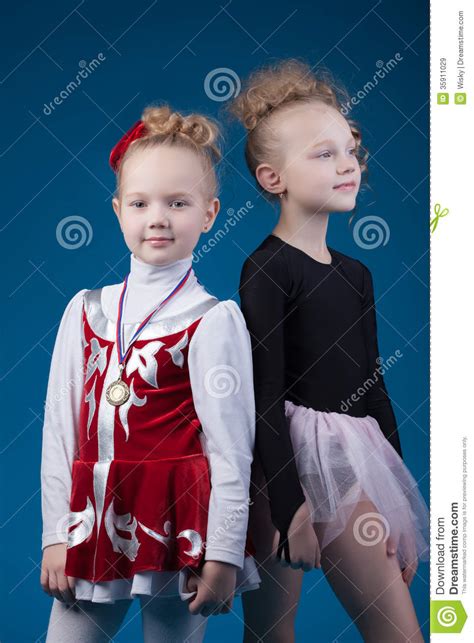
[45, 594, 208, 643]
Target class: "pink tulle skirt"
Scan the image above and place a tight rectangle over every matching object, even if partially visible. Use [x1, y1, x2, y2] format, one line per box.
[285, 401, 429, 567]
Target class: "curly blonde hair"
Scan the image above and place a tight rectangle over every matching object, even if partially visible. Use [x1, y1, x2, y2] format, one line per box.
[227, 59, 368, 199]
[116, 104, 222, 199]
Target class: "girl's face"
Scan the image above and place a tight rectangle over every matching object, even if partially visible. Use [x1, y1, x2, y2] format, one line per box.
[112, 145, 219, 265]
[261, 103, 361, 214]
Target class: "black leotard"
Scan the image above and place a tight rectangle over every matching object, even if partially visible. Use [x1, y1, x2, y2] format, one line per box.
[239, 234, 402, 561]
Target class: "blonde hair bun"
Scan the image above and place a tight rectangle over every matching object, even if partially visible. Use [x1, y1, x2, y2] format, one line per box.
[229, 59, 344, 131]
[113, 103, 222, 199]
[141, 105, 221, 161]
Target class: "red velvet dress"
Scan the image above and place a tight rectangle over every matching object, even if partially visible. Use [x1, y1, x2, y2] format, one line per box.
[65, 289, 252, 582]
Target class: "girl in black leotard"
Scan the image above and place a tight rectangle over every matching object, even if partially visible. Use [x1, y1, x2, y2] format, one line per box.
[229, 60, 429, 642]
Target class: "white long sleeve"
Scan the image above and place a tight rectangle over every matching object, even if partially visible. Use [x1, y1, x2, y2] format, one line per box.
[41, 289, 86, 550]
[188, 300, 256, 570]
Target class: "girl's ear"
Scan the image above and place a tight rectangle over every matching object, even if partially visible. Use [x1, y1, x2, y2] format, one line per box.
[255, 163, 285, 196]
[112, 196, 120, 219]
[112, 197, 124, 233]
[203, 197, 220, 232]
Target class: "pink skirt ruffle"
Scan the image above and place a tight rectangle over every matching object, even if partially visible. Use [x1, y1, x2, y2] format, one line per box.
[285, 401, 429, 567]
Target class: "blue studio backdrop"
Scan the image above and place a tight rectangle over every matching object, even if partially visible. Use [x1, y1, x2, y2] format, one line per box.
[0, 0, 429, 640]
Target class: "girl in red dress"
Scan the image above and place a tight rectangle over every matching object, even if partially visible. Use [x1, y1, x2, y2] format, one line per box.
[40, 104, 260, 642]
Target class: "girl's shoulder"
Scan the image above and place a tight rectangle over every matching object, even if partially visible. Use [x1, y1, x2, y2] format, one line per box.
[241, 235, 372, 288]
[53, 288, 89, 338]
[199, 298, 245, 328]
[240, 235, 292, 289]
[329, 248, 374, 296]
[330, 247, 370, 274]
[245, 233, 289, 265]
[62, 288, 89, 315]
[189, 299, 251, 353]
[65, 286, 114, 311]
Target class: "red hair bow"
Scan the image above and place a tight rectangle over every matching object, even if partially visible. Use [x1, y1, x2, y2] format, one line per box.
[109, 120, 147, 172]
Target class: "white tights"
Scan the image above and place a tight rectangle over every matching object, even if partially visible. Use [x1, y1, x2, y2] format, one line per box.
[45, 594, 208, 643]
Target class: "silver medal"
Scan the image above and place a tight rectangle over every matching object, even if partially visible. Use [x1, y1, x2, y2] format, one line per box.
[106, 378, 130, 406]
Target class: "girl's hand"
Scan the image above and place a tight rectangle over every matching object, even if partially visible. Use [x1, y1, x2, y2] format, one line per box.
[401, 558, 418, 587]
[273, 501, 321, 571]
[386, 535, 398, 558]
[187, 561, 237, 617]
[386, 534, 418, 587]
[40, 543, 76, 604]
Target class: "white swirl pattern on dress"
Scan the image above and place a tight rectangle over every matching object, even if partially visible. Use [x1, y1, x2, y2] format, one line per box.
[118, 379, 147, 441]
[165, 331, 189, 368]
[125, 340, 164, 388]
[67, 497, 95, 548]
[105, 498, 140, 561]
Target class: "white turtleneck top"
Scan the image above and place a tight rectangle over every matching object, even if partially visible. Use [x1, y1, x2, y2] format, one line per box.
[41, 252, 256, 579]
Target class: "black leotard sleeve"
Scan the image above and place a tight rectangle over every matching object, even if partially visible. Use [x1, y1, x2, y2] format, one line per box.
[360, 262, 403, 459]
[239, 252, 306, 561]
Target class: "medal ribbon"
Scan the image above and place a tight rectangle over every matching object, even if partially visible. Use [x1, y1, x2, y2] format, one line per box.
[115, 266, 192, 368]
